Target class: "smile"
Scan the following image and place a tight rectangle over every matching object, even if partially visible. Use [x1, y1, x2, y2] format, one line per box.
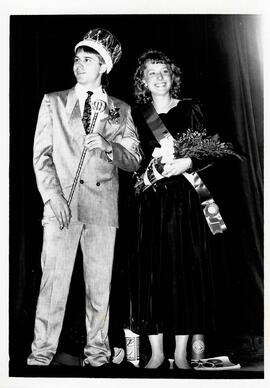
[155, 83, 167, 87]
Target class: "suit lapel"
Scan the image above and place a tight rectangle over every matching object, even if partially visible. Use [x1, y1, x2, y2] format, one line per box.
[65, 90, 121, 141]
[66, 87, 85, 140]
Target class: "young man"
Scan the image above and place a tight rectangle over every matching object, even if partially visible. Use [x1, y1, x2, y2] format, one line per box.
[27, 28, 141, 367]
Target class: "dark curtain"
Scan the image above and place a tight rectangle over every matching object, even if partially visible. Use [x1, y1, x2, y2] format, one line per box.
[9, 14, 263, 366]
[204, 15, 263, 335]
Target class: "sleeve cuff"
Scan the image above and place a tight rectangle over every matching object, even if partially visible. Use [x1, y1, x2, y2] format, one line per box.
[105, 148, 113, 163]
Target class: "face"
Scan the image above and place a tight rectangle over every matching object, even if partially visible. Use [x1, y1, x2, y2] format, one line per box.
[143, 61, 172, 97]
[73, 48, 107, 89]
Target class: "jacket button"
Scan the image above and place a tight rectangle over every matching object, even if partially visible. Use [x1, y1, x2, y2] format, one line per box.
[96, 182, 100, 186]
[79, 179, 84, 184]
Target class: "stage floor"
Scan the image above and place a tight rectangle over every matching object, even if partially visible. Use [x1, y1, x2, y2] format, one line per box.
[9, 358, 264, 379]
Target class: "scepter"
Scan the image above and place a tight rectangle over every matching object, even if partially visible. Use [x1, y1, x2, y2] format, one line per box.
[67, 99, 107, 206]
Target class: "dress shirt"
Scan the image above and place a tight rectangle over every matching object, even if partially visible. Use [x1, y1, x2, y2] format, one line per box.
[75, 84, 108, 116]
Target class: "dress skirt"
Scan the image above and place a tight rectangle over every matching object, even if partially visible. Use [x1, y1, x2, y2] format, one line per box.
[127, 174, 215, 336]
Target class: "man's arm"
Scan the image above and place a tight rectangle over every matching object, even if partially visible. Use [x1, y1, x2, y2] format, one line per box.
[33, 94, 63, 202]
[110, 105, 141, 172]
[84, 105, 142, 171]
[33, 94, 71, 228]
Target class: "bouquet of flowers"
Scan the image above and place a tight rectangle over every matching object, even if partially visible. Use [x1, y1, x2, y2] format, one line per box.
[134, 128, 242, 194]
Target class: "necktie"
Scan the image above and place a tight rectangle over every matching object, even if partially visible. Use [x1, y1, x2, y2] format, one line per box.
[82, 91, 93, 134]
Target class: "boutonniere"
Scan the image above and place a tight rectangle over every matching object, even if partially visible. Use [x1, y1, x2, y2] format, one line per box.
[108, 106, 121, 125]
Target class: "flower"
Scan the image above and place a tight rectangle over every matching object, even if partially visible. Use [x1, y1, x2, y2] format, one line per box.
[108, 106, 121, 124]
[173, 128, 242, 160]
[134, 128, 242, 194]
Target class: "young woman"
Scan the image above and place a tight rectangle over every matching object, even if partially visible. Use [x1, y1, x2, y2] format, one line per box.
[126, 49, 230, 370]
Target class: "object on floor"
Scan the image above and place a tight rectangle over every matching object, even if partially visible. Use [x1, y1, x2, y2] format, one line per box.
[191, 356, 241, 371]
[124, 329, 140, 367]
[191, 334, 205, 360]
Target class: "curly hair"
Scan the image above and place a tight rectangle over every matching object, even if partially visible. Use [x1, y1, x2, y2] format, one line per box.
[134, 49, 182, 104]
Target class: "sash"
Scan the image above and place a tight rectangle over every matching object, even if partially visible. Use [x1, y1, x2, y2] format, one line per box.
[141, 103, 227, 235]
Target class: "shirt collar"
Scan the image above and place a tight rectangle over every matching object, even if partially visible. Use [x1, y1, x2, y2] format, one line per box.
[75, 84, 107, 102]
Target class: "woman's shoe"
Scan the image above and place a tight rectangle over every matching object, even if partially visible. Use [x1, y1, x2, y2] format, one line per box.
[173, 361, 193, 370]
[157, 359, 170, 370]
[144, 359, 170, 370]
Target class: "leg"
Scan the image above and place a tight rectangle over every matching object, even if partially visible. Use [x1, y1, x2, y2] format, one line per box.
[145, 333, 165, 369]
[27, 221, 83, 365]
[80, 224, 116, 367]
[174, 335, 192, 369]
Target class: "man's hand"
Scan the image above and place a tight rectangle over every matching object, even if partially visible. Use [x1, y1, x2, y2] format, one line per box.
[49, 194, 71, 229]
[84, 133, 112, 153]
[162, 157, 192, 178]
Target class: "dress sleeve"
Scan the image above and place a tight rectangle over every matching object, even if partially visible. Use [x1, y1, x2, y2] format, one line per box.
[189, 99, 206, 133]
[187, 99, 214, 173]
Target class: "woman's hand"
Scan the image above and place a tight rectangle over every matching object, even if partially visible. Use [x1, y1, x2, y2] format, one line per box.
[162, 157, 192, 178]
[84, 133, 112, 153]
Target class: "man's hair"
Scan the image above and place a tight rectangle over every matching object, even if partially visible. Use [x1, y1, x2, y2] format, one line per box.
[75, 46, 108, 88]
[75, 46, 105, 64]
[134, 49, 182, 104]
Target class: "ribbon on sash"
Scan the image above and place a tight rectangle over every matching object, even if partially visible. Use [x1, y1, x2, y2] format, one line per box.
[140, 103, 227, 235]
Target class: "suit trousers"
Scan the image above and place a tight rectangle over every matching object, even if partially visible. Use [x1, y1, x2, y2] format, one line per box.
[27, 219, 116, 366]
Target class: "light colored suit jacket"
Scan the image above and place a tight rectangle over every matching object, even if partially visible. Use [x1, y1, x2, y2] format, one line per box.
[33, 86, 141, 227]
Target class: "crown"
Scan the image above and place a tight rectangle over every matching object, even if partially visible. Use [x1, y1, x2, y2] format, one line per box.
[75, 28, 122, 73]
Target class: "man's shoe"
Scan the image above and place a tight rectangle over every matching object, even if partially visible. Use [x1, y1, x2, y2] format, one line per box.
[51, 352, 82, 366]
[112, 347, 125, 364]
[83, 362, 112, 369]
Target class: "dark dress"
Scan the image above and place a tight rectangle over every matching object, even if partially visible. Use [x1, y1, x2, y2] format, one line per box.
[127, 99, 216, 336]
